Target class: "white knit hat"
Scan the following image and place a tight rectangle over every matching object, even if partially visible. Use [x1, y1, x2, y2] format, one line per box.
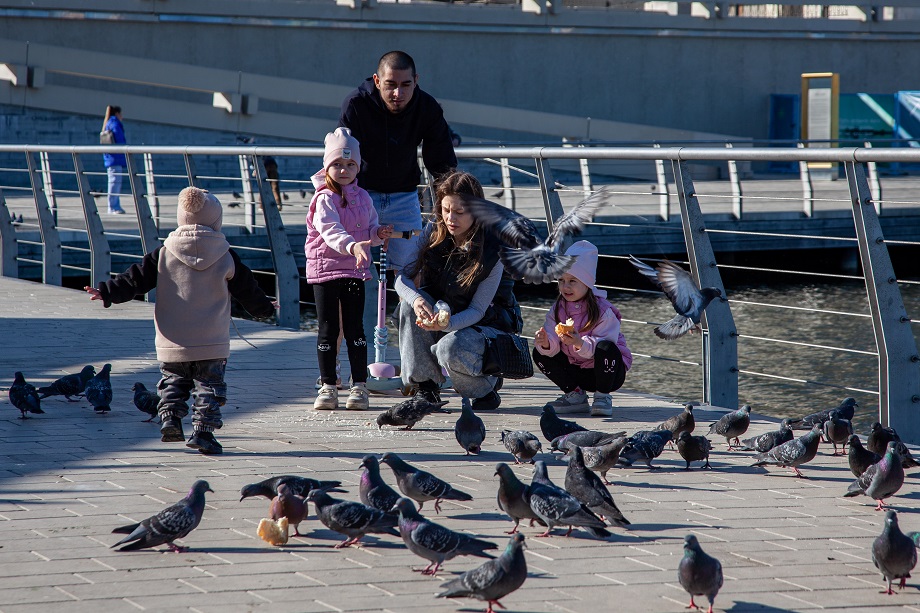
[177, 186, 223, 232]
[563, 240, 606, 298]
[323, 127, 361, 171]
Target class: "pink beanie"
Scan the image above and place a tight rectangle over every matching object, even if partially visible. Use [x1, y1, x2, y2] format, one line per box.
[563, 240, 607, 298]
[323, 127, 361, 171]
[177, 187, 223, 232]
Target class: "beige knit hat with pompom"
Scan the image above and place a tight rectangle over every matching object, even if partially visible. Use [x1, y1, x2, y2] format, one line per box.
[177, 186, 223, 231]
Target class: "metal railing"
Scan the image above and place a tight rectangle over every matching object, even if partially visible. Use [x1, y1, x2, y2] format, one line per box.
[0, 143, 918, 441]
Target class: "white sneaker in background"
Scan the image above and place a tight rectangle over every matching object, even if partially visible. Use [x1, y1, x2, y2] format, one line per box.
[313, 384, 338, 410]
[345, 383, 370, 410]
[590, 392, 613, 417]
[551, 389, 589, 414]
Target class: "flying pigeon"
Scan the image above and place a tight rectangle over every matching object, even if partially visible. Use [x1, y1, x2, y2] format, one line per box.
[564, 446, 630, 527]
[37, 365, 95, 401]
[131, 382, 159, 422]
[239, 475, 344, 501]
[823, 410, 854, 456]
[677, 431, 713, 470]
[525, 461, 610, 538]
[376, 397, 450, 430]
[306, 489, 399, 548]
[568, 436, 628, 485]
[540, 403, 587, 442]
[111, 480, 212, 552]
[501, 430, 542, 465]
[436, 533, 528, 613]
[550, 429, 626, 454]
[707, 405, 752, 450]
[455, 397, 486, 455]
[618, 429, 673, 469]
[270, 483, 308, 537]
[461, 188, 610, 284]
[9, 372, 43, 419]
[845, 441, 905, 511]
[359, 454, 401, 513]
[678, 534, 723, 613]
[84, 363, 113, 413]
[872, 510, 917, 595]
[738, 419, 794, 453]
[380, 452, 473, 513]
[628, 256, 723, 340]
[391, 497, 496, 575]
[751, 424, 822, 478]
[848, 434, 882, 478]
[656, 403, 696, 444]
[495, 462, 545, 534]
[790, 396, 858, 430]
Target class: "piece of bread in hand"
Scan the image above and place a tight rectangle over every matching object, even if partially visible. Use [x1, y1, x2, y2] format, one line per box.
[555, 317, 576, 337]
[257, 516, 289, 546]
[435, 308, 450, 327]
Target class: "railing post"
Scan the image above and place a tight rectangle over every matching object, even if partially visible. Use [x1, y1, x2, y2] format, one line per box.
[845, 160, 920, 443]
[72, 152, 112, 287]
[124, 153, 160, 303]
[672, 160, 738, 408]
[798, 143, 814, 218]
[500, 155, 515, 211]
[25, 152, 62, 285]
[238, 154, 256, 232]
[863, 141, 883, 214]
[184, 153, 201, 188]
[726, 143, 743, 220]
[252, 155, 300, 330]
[39, 151, 57, 223]
[143, 153, 160, 230]
[654, 144, 669, 221]
[0, 187, 19, 278]
[535, 156, 566, 234]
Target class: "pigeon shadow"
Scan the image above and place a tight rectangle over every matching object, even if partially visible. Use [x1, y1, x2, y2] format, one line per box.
[450, 512, 510, 523]
[725, 601, 805, 612]
[626, 522, 696, 533]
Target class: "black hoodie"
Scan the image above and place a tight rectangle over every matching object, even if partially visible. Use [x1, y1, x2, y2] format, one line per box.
[338, 78, 457, 194]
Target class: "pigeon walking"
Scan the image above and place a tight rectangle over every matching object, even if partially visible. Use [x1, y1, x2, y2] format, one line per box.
[391, 497, 496, 575]
[270, 483, 308, 537]
[84, 363, 113, 413]
[376, 397, 449, 430]
[380, 452, 473, 513]
[845, 441, 905, 511]
[823, 410, 853, 456]
[872, 510, 917, 595]
[550, 429, 626, 454]
[36, 365, 95, 401]
[526, 461, 610, 538]
[9, 372, 43, 419]
[239, 475, 343, 501]
[501, 430, 542, 465]
[628, 256, 723, 340]
[495, 463, 544, 534]
[707, 405, 751, 450]
[751, 424, 822, 478]
[455, 398, 486, 455]
[791, 397, 858, 430]
[570, 437, 628, 485]
[540, 403, 587, 442]
[618, 429, 673, 469]
[132, 382, 159, 422]
[678, 534, 723, 613]
[436, 533, 528, 613]
[563, 447, 629, 527]
[677, 432, 713, 470]
[462, 189, 610, 284]
[868, 422, 900, 455]
[359, 455, 401, 513]
[111, 480, 212, 552]
[738, 419, 794, 453]
[848, 435, 882, 478]
[306, 489, 399, 548]
[656, 403, 696, 445]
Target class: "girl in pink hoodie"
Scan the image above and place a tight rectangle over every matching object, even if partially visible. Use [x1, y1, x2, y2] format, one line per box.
[306, 128, 392, 411]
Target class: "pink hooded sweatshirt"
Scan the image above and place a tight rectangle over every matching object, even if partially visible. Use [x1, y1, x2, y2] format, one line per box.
[535, 296, 633, 370]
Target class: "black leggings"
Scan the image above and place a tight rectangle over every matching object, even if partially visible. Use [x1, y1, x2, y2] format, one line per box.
[532, 340, 626, 394]
[314, 278, 367, 385]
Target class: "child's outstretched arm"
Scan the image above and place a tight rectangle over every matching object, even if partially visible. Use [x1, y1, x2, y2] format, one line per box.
[85, 247, 161, 307]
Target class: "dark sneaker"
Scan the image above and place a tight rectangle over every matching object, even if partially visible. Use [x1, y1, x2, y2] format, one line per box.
[160, 416, 185, 442]
[187, 431, 223, 455]
[415, 380, 441, 404]
[472, 391, 501, 411]
[493, 377, 504, 393]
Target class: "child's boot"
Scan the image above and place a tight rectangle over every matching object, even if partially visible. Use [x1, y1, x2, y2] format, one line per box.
[314, 384, 339, 410]
[187, 429, 223, 454]
[159, 412, 185, 442]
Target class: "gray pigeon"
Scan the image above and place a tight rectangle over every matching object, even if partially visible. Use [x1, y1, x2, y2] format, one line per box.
[37, 365, 95, 401]
[872, 510, 917, 595]
[462, 189, 609, 284]
[569, 437, 628, 485]
[132, 382, 159, 422]
[629, 256, 723, 340]
[791, 396, 858, 430]
[455, 397, 486, 455]
[436, 533, 528, 613]
[677, 431, 713, 470]
[550, 429, 626, 454]
[306, 489, 399, 548]
[707, 405, 751, 450]
[501, 430, 542, 465]
[380, 452, 473, 513]
[678, 534, 723, 613]
[848, 434, 882, 478]
[359, 455, 401, 513]
[495, 463, 545, 534]
[656, 403, 696, 446]
[391, 497, 496, 575]
[9, 372, 43, 419]
[563, 447, 629, 527]
[823, 410, 853, 456]
[751, 424, 822, 478]
[376, 397, 449, 430]
[539, 403, 587, 442]
[738, 419, 794, 453]
[526, 461, 611, 538]
[111, 480, 212, 552]
[845, 441, 905, 511]
[270, 483, 308, 537]
[239, 475, 344, 501]
[618, 429, 673, 469]
[84, 363, 113, 413]
[906, 531, 920, 549]
[893, 442, 920, 470]
[867, 423, 919, 469]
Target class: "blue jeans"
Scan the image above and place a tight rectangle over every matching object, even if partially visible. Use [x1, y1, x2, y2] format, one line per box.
[107, 165, 124, 212]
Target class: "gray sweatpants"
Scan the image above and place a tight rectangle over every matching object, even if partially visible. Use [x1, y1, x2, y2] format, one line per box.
[398, 295, 498, 400]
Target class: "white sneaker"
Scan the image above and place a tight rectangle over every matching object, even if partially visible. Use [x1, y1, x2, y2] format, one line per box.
[551, 389, 589, 414]
[315, 359, 343, 390]
[314, 384, 338, 410]
[590, 392, 613, 417]
[345, 383, 370, 411]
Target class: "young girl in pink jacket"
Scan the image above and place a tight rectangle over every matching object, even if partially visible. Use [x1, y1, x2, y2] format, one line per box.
[306, 128, 392, 410]
[533, 241, 632, 417]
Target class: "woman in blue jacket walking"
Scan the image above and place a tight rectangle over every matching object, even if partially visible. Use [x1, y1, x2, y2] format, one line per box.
[101, 105, 127, 214]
